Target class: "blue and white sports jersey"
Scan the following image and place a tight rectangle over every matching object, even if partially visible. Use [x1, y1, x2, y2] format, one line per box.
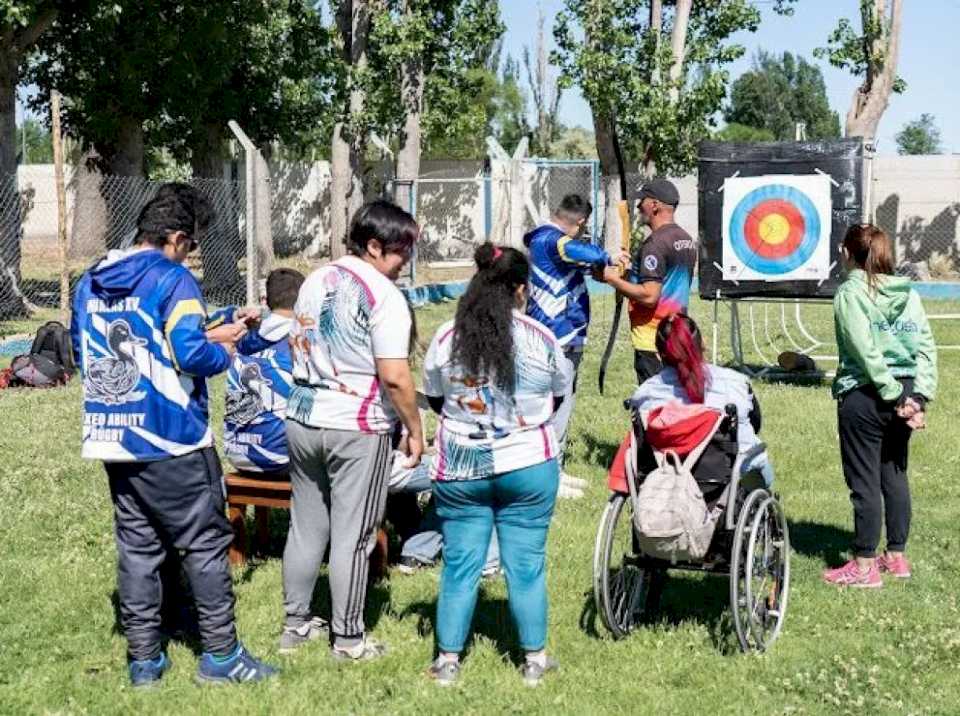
[223, 313, 293, 473]
[524, 223, 610, 349]
[71, 247, 231, 462]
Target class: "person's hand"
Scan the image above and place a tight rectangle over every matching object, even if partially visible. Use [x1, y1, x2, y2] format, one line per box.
[895, 395, 924, 420]
[597, 265, 621, 284]
[906, 410, 926, 430]
[235, 306, 262, 328]
[616, 251, 632, 271]
[206, 321, 248, 346]
[403, 432, 425, 468]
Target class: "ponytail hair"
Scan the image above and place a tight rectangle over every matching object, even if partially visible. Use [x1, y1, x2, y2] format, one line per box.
[452, 243, 529, 392]
[655, 313, 708, 403]
[843, 223, 894, 291]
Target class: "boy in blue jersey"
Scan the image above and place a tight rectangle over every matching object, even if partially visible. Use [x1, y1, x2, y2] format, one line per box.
[524, 194, 610, 498]
[223, 268, 304, 475]
[70, 184, 278, 687]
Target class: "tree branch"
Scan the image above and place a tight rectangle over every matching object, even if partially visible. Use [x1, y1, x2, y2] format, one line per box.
[668, 0, 691, 103]
[12, 5, 58, 57]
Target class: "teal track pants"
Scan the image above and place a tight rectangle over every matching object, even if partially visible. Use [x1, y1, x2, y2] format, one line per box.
[434, 459, 559, 653]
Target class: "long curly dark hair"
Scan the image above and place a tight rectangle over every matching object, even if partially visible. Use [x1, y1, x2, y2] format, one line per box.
[452, 243, 529, 392]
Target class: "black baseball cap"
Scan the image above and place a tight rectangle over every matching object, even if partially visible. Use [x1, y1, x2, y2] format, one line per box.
[637, 177, 679, 207]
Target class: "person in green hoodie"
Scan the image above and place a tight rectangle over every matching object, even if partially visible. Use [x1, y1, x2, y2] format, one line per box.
[823, 224, 937, 589]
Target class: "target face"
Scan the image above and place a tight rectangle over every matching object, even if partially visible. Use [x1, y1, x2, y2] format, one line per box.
[721, 174, 832, 282]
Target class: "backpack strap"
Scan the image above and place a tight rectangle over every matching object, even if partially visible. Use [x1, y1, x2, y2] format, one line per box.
[679, 411, 725, 473]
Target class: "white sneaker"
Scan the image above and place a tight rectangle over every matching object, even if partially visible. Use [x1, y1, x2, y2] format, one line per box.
[557, 483, 584, 500]
[560, 472, 588, 490]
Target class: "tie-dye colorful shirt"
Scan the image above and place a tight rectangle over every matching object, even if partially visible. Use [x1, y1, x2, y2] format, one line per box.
[628, 224, 697, 351]
[423, 312, 571, 482]
[288, 256, 411, 434]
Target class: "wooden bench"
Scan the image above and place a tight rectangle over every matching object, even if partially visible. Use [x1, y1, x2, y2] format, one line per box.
[225, 473, 291, 566]
[224, 472, 390, 577]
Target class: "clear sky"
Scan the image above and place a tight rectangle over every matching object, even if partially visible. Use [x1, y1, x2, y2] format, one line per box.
[502, 0, 960, 155]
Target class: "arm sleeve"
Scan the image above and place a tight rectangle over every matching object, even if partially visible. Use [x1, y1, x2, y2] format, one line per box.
[909, 291, 938, 401]
[834, 290, 903, 402]
[422, 331, 444, 398]
[370, 290, 412, 359]
[748, 386, 762, 434]
[69, 278, 87, 372]
[554, 235, 610, 268]
[627, 238, 668, 284]
[162, 273, 231, 377]
[204, 305, 236, 330]
[235, 330, 275, 357]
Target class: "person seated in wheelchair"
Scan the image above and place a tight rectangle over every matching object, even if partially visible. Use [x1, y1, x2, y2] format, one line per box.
[629, 313, 774, 492]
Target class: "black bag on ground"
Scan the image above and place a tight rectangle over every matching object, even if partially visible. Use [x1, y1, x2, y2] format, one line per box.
[9, 321, 75, 387]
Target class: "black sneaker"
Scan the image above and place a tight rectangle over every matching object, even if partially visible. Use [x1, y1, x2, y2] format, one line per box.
[426, 657, 460, 687]
[520, 656, 559, 687]
[397, 555, 434, 575]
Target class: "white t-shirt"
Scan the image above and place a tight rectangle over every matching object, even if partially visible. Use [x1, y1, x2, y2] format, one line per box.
[423, 311, 571, 481]
[288, 255, 411, 434]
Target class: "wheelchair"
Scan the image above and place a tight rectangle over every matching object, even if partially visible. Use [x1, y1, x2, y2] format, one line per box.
[592, 401, 790, 652]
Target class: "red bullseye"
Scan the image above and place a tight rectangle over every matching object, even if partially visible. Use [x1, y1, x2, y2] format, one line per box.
[743, 200, 805, 259]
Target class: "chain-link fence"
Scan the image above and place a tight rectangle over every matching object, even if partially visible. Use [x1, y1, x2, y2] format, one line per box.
[0, 169, 247, 324]
[3, 154, 959, 334]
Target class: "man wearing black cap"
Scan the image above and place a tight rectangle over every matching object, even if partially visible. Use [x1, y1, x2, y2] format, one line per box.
[599, 177, 697, 385]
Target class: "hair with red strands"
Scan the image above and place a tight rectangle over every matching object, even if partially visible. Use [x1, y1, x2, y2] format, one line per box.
[655, 313, 708, 403]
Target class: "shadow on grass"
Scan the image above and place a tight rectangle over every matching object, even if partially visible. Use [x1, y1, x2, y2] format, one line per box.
[401, 594, 524, 664]
[581, 571, 741, 655]
[788, 519, 852, 567]
[579, 431, 623, 471]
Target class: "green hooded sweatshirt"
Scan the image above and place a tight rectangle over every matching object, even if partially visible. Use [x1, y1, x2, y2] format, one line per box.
[832, 268, 938, 401]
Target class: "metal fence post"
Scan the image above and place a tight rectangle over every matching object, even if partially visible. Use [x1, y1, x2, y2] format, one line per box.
[228, 120, 257, 306]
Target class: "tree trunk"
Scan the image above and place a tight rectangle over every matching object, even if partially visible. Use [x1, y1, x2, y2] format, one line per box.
[649, 0, 663, 86]
[68, 149, 109, 260]
[668, 0, 692, 104]
[329, 0, 372, 260]
[593, 110, 624, 257]
[395, 53, 423, 217]
[0, 50, 27, 318]
[192, 123, 244, 304]
[95, 116, 145, 251]
[844, 0, 903, 145]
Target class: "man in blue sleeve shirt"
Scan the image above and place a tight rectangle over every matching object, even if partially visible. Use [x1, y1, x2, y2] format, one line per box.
[524, 194, 610, 498]
[71, 184, 278, 687]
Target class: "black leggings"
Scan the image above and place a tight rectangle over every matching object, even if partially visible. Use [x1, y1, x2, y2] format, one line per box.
[837, 383, 913, 558]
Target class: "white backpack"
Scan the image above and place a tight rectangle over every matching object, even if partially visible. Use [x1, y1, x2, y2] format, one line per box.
[625, 410, 725, 564]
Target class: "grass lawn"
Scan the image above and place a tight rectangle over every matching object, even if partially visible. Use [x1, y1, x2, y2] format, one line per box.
[1, 295, 959, 715]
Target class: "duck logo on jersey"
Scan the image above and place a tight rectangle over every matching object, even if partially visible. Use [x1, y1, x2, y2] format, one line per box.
[226, 362, 273, 425]
[84, 319, 148, 405]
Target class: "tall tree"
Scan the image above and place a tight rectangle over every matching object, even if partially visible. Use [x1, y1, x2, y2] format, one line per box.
[726, 51, 841, 141]
[0, 1, 59, 317]
[815, 0, 904, 145]
[554, 0, 765, 255]
[15, 117, 54, 164]
[895, 114, 942, 156]
[373, 0, 502, 208]
[523, 3, 562, 157]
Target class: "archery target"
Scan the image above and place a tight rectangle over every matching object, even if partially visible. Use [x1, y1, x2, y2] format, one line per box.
[721, 174, 832, 281]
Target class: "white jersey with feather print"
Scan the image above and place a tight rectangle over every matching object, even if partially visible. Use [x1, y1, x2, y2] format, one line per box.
[288, 255, 412, 434]
[424, 311, 571, 481]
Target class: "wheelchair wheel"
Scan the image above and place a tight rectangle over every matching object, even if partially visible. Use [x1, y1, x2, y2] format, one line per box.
[593, 493, 662, 638]
[730, 490, 790, 652]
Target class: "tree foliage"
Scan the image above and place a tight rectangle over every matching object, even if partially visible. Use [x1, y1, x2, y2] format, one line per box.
[726, 51, 840, 141]
[15, 117, 53, 163]
[714, 122, 774, 143]
[895, 114, 942, 156]
[553, 0, 764, 176]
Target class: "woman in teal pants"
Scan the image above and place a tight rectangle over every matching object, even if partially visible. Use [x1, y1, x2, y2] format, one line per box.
[422, 243, 570, 687]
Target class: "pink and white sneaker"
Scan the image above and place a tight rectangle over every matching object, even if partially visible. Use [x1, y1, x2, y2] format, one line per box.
[877, 553, 912, 579]
[822, 559, 883, 588]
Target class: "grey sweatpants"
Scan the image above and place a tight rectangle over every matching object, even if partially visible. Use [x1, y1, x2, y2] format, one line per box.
[282, 421, 391, 647]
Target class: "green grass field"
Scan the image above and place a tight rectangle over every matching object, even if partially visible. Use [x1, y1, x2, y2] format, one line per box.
[1, 295, 959, 715]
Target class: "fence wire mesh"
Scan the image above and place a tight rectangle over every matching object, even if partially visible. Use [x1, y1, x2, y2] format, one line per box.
[0, 171, 246, 323]
[2, 155, 959, 335]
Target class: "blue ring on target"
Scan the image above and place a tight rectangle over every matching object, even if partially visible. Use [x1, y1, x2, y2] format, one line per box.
[729, 184, 821, 275]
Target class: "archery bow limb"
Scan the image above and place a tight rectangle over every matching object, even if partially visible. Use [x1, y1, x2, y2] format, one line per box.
[597, 113, 631, 395]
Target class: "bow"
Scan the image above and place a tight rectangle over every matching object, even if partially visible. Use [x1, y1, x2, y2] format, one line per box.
[597, 112, 631, 395]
